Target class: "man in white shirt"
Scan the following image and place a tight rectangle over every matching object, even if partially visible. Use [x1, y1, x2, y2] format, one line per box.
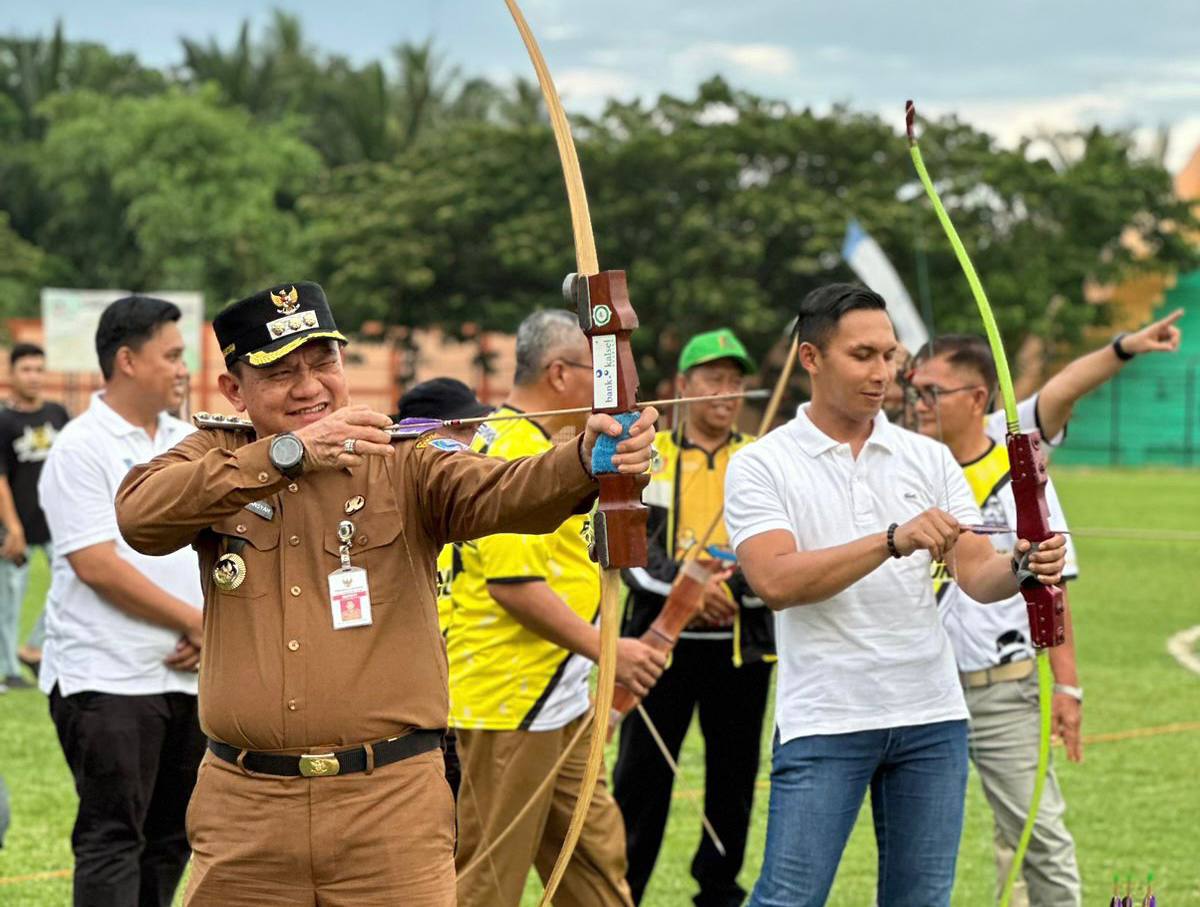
[910, 335, 1082, 907]
[39, 296, 205, 907]
[724, 284, 1067, 907]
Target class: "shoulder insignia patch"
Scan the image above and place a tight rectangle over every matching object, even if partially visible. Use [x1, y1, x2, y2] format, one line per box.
[193, 412, 255, 432]
[416, 432, 468, 453]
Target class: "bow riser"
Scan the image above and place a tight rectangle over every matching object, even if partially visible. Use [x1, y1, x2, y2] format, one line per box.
[567, 270, 650, 570]
[1007, 432, 1067, 648]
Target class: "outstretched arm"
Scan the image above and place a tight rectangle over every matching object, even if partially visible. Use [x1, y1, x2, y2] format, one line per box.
[1036, 308, 1183, 439]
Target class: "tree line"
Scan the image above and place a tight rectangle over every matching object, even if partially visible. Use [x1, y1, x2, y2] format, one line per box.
[2, 12, 1196, 384]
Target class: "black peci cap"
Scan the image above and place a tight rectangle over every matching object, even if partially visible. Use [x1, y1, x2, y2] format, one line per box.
[213, 281, 347, 369]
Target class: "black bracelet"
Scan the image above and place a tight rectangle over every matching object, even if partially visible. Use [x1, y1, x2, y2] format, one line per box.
[1112, 333, 1135, 361]
[886, 522, 902, 559]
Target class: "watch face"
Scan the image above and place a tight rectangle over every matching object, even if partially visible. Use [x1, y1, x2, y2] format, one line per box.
[273, 434, 304, 468]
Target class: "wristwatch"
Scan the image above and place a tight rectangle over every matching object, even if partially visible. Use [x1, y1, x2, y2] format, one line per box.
[269, 432, 306, 479]
[1053, 683, 1084, 702]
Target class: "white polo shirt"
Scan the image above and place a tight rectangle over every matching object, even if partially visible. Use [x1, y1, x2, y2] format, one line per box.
[725, 404, 981, 743]
[38, 392, 202, 697]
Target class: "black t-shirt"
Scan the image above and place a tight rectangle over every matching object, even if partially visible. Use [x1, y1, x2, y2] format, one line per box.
[0, 402, 70, 545]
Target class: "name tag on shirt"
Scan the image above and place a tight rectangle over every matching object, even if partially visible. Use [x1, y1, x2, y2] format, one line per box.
[328, 567, 373, 629]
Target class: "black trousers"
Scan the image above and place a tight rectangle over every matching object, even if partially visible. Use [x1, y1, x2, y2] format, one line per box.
[612, 638, 773, 907]
[49, 686, 207, 907]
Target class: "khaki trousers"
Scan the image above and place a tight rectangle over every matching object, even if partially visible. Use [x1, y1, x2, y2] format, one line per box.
[455, 713, 633, 907]
[966, 672, 1082, 907]
[185, 747, 455, 906]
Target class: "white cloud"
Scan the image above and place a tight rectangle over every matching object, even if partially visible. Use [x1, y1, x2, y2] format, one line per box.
[554, 67, 638, 106]
[542, 23, 579, 42]
[675, 41, 798, 78]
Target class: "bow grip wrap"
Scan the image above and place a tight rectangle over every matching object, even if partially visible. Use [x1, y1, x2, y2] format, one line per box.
[1007, 431, 1066, 649]
[566, 270, 649, 571]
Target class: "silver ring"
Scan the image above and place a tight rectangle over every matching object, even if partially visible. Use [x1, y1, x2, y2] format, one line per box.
[343, 438, 357, 454]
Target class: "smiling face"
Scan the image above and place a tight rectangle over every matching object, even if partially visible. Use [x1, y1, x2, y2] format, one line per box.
[800, 308, 898, 424]
[909, 353, 990, 447]
[121, 321, 189, 414]
[678, 358, 746, 436]
[218, 340, 349, 436]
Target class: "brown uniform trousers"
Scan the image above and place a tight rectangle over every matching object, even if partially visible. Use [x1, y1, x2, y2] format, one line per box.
[116, 425, 597, 906]
[186, 748, 455, 906]
[455, 712, 633, 907]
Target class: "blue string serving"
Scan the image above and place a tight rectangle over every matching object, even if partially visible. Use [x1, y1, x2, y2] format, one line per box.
[590, 412, 639, 475]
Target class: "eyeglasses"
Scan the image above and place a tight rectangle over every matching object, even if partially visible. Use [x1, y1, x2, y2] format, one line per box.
[905, 384, 982, 407]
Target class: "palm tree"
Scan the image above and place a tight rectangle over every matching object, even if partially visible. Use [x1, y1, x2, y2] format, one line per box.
[0, 22, 66, 140]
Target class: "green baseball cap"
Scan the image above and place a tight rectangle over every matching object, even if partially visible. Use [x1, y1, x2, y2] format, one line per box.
[677, 329, 757, 375]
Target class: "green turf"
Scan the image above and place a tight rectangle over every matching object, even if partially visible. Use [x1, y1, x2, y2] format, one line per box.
[2, 469, 1198, 906]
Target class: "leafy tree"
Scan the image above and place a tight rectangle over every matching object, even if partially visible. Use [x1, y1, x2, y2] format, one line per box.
[0, 23, 164, 141]
[300, 77, 1197, 387]
[34, 87, 321, 309]
[0, 212, 47, 320]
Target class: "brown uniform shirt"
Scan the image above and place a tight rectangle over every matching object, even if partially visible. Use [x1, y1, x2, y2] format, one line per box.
[116, 427, 596, 753]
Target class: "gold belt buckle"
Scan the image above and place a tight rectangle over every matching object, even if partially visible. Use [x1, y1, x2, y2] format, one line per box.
[299, 752, 340, 777]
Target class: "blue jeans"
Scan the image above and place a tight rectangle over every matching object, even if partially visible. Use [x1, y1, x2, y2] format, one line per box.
[0, 542, 52, 676]
[749, 719, 968, 907]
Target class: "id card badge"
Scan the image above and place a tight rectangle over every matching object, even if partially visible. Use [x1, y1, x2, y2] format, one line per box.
[328, 566, 373, 629]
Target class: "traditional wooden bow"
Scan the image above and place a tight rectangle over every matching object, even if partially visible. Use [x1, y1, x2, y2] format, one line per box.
[504, 3, 647, 903]
[905, 100, 1064, 907]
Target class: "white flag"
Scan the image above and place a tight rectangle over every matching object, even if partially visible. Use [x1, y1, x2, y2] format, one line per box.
[841, 219, 929, 353]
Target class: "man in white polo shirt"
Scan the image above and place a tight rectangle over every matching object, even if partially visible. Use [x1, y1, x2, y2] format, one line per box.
[725, 284, 1067, 907]
[38, 296, 205, 907]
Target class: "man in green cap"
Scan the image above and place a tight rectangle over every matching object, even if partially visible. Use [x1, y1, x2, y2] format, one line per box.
[612, 328, 773, 907]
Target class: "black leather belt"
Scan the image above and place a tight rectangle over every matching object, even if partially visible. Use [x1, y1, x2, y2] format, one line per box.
[208, 729, 443, 778]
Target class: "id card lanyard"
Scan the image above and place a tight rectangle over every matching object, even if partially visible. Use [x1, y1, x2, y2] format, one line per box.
[328, 519, 372, 629]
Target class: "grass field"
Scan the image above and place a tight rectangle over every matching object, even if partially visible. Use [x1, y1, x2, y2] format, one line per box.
[1, 468, 1197, 906]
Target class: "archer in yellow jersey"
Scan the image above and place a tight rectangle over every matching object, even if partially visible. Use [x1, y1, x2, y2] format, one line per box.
[450, 310, 660, 907]
[448, 406, 599, 730]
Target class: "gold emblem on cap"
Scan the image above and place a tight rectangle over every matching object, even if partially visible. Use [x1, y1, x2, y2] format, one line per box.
[270, 286, 300, 316]
[303, 312, 317, 327]
[344, 495, 365, 514]
[213, 553, 247, 591]
[288, 317, 301, 330]
[271, 324, 285, 336]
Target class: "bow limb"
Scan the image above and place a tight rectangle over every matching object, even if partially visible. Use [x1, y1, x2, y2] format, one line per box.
[504, 0, 598, 276]
[905, 100, 1059, 907]
[504, 4, 622, 903]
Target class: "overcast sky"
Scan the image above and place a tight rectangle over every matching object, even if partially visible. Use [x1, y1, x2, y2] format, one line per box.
[6, 0, 1200, 171]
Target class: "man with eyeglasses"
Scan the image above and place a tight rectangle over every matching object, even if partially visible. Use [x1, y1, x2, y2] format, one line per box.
[450, 309, 666, 907]
[612, 328, 772, 907]
[909, 334, 1082, 907]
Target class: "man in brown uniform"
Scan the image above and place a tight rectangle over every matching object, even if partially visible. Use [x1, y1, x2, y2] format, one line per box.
[115, 282, 658, 907]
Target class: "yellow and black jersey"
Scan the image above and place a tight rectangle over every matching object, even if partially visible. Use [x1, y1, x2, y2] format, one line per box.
[447, 407, 599, 731]
[622, 427, 774, 665]
[435, 543, 463, 635]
